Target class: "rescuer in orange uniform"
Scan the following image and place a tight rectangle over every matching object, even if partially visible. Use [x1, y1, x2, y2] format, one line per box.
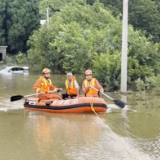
[33, 68, 62, 100]
[62, 73, 79, 99]
[82, 69, 104, 97]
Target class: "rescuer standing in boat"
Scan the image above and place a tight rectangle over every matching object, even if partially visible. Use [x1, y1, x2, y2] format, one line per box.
[33, 68, 62, 100]
[82, 69, 104, 97]
[62, 72, 80, 99]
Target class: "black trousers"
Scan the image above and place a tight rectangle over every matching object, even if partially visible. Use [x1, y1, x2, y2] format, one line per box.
[61, 93, 77, 99]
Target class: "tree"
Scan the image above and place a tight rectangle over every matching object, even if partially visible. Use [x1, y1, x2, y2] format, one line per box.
[0, 1, 6, 45]
[39, 0, 85, 12]
[87, 0, 122, 17]
[28, 1, 119, 73]
[0, 0, 41, 54]
[28, 1, 160, 90]
[87, 0, 160, 42]
[129, 0, 160, 42]
[152, 0, 160, 12]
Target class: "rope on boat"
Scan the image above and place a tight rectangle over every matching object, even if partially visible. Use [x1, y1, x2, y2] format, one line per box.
[90, 98, 98, 116]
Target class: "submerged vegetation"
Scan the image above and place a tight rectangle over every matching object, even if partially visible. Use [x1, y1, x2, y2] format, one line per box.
[135, 76, 160, 99]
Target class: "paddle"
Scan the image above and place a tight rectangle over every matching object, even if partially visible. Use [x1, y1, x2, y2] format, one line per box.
[10, 90, 58, 102]
[89, 85, 126, 109]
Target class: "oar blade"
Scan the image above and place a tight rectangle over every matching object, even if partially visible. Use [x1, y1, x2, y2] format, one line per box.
[113, 99, 126, 108]
[10, 95, 24, 102]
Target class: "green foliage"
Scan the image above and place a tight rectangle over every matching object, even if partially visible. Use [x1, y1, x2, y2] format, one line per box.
[145, 75, 160, 94]
[135, 78, 146, 92]
[92, 25, 160, 90]
[92, 51, 121, 91]
[152, 0, 160, 12]
[5, 55, 17, 65]
[134, 75, 160, 103]
[16, 52, 28, 65]
[127, 56, 154, 83]
[28, 1, 119, 73]
[88, 0, 160, 42]
[39, 0, 86, 13]
[50, 22, 95, 73]
[0, 0, 41, 53]
[135, 75, 160, 97]
[129, 0, 160, 42]
[28, 0, 160, 90]
[0, 1, 6, 45]
[128, 28, 160, 76]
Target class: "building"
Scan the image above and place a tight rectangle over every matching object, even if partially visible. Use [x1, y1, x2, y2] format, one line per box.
[0, 46, 7, 62]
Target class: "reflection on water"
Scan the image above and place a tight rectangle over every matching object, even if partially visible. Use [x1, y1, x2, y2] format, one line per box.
[26, 112, 108, 160]
[0, 73, 160, 160]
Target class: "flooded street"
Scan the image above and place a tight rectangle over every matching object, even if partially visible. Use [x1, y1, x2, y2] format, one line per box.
[0, 73, 160, 160]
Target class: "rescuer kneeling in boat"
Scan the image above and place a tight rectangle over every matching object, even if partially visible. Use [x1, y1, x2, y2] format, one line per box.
[33, 68, 62, 100]
[82, 69, 104, 97]
[62, 72, 80, 99]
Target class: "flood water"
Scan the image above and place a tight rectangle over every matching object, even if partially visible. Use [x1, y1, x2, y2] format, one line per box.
[0, 73, 160, 160]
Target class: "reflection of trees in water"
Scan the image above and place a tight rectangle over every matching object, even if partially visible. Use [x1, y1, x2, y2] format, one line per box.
[28, 112, 107, 159]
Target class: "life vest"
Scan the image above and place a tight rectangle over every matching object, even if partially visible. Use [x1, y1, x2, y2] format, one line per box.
[40, 76, 52, 92]
[65, 76, 77, 95]
[84, 78, 98, 96]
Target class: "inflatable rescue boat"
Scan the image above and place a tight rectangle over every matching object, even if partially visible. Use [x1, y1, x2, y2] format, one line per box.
[24, 96, 107, 113]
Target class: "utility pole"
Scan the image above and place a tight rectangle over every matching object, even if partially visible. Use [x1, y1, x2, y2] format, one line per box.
[46, 7, 49, 29]
[121, 0, 128, 93]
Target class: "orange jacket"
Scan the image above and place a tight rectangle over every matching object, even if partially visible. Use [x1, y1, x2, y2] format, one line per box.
[82, 78, 103, 97]
[33, 76, 56, 93]
[65, 76, 77, 95]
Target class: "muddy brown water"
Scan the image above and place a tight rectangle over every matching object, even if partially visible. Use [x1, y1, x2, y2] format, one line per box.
[0, 73, 159, 160]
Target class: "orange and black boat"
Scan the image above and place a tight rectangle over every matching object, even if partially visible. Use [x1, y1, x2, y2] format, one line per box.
[24, 96, 107, 113]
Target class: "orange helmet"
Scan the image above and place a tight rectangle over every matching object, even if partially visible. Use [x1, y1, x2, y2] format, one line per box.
[85, 69, 92, 75]
[42, 68, 50, 74]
